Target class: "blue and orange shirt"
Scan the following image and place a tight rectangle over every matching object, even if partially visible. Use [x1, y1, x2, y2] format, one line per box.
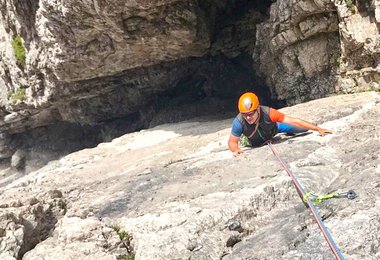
[231, 106, 285, 146]
[231, 107, 285, 137]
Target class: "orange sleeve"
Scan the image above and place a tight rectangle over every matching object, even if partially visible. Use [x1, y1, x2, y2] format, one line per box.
[269, 108, 285, 122]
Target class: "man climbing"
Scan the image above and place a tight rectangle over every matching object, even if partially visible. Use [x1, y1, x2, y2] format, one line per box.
[228, 92, 333, 156]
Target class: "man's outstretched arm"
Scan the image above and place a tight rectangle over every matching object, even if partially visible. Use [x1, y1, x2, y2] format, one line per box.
[282, 115, 333, 136]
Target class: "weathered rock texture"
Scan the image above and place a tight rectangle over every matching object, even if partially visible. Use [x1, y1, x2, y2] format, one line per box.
[0, 0, 270, 167]
[335, 0, 380, 94]
[0, 92, 379, 259]
[0, 1, 380, 179]
[0, 190, 67, 259]
[253, 0, 340, 104]
[0, 0, 210, 124]
[253, 0, 380, 105]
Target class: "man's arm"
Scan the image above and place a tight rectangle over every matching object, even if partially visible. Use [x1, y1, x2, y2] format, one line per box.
[282, 115, 333, 136]
[228, 134, 243, 156]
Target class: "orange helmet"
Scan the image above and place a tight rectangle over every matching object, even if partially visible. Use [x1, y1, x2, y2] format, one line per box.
[238, 92, 259, 113]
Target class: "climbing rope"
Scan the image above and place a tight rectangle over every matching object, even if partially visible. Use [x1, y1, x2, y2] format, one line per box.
[267, 141, 345, 260]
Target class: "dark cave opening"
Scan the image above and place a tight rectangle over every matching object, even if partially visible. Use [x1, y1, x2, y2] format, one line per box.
[150, 53, 274, 127]
[150, 0, 277, 124]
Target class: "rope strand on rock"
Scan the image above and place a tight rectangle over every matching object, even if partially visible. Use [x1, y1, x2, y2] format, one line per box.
[267, 141, 344, 260]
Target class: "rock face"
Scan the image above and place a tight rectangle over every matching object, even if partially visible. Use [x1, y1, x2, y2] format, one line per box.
[0, 92, 379, 259]
[33, 0, 208, 82]
[253, 0, 380, 105]
[0, 0, 269, 167]
[253, 0, 340, 104]
[0, 0, 211, 126]
[1, 0, 209, 94]
[0, 1, 380, 188]
[335, 0, 380, 94]
[1, 2, 379, 257]
[0, 191, 67, 259]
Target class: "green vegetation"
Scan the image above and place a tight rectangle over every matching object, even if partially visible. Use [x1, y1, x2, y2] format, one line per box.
[112, 226, 131, 240]
[294, 56, 301, 67]
[58, 200, 68, 214]
[336, 57, 340, 67]
[7, 88, 26, 103]
[179, 17, 194, 28]
[12, 35, 26, 66]
[112, 226, 121, 233]
[239, 134, 251, 147]
[112, 226, 135, 260]
[345, 0, 356, 11]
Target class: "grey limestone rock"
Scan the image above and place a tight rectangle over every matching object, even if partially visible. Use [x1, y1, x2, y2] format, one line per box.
[10, 149, 25, 170]
[0, 92, 378, 259]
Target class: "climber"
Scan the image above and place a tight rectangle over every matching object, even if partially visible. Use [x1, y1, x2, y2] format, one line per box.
[228, 92, 333, 156]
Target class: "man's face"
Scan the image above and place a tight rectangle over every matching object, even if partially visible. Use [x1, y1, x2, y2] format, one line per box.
[242, 109, 259, 125]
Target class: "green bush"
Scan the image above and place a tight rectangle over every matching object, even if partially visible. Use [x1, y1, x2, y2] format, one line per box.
[345, 0, 356, 10]
[8, 88, 26, 103]
[58, 200, 68, 214]
[112, 226, 135, 260]
[12, 35, 26, 66]
[111, 226, 131, 240]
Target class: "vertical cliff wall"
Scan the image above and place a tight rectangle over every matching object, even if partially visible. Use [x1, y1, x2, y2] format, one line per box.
[335, 0, 380, 93]
[253, 0, 380, 105]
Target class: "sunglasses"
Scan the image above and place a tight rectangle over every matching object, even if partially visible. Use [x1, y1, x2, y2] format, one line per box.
[242, 110, 258, 118]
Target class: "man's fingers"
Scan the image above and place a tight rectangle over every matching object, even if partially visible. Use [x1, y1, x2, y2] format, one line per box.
[233, 150, 243, 157]
[318, 129, 333, 136]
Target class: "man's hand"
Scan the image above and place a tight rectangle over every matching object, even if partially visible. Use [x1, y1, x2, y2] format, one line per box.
[228, 134, 243, 156]
[233, 148, 244, 157]
[317, 127, 333, 136]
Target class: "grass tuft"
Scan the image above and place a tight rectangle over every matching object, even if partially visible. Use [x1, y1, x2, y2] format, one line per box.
[7, 88, 26, 103]
[12, 35, 26, 66]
